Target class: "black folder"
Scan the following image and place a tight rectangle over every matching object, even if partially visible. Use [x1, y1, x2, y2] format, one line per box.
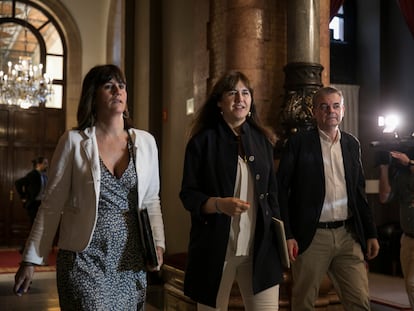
[140, 208, 159, 267]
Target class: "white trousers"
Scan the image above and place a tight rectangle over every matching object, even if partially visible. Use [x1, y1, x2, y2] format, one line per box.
[197, 253, 279, 311]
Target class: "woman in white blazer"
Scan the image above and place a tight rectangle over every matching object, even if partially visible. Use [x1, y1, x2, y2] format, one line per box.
[14, 64, 165, 311]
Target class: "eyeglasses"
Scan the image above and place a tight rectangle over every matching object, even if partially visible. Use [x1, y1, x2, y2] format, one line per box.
[317, 103, 342, 111]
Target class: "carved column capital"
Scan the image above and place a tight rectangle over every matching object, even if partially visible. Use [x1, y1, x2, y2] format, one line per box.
[277, 62, 323, 139]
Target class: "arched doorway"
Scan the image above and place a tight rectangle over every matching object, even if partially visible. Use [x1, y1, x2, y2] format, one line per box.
[0, 0, 81, 247]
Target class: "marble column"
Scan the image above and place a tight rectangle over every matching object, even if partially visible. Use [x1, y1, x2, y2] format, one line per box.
[277, 0, 329, 141]
[287, 0, 320, 63]
[225, 0, 266, 111]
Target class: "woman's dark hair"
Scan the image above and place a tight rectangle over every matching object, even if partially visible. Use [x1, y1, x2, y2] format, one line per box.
[32, 156, 45, 169]
[189, 70, 274, 144]
[75, 64, 133, 130]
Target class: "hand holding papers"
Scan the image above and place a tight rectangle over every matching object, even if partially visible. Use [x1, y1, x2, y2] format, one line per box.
[272, 217, 290, 269]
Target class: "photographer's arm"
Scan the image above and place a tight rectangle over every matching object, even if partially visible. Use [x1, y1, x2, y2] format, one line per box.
[379, 164, 391, 204]
[379, 151, 414, 204]
[389, 151, 414, 172]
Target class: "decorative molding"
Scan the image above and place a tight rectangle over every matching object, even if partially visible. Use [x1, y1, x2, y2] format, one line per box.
[276, 62, 323, 145]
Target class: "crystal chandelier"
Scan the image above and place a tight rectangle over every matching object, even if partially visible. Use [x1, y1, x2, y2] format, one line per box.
[0, 2, 53, 109]
[0, 57, 52, 109]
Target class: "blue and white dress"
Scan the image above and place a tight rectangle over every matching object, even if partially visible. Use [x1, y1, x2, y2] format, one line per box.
[56, 140, 147, 311]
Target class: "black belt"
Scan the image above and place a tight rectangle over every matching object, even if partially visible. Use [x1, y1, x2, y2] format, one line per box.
[317, 219, 350, 229]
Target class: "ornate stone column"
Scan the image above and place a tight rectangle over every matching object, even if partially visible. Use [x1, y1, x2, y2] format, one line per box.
[277, 0, 326, 142]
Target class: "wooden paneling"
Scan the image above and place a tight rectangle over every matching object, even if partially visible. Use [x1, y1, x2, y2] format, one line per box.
[0, 144, 9, 246]
[0, 105, 64, 247]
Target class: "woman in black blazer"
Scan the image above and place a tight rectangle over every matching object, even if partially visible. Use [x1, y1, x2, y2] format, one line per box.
[180, 71, 283, 310]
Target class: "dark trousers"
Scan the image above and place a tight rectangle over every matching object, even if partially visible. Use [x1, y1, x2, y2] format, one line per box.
[25, 200, 41, 225]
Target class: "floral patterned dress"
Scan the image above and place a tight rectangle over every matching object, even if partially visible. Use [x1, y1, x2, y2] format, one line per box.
[56, 140, 147, 311]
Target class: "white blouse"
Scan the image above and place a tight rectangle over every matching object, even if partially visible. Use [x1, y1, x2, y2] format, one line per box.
[228, 156, 257, 256]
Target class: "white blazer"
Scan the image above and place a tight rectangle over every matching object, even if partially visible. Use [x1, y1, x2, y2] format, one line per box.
[23, 127, 165, 265]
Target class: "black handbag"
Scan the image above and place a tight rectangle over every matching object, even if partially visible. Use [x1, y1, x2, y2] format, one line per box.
[140, 208, 159, 267]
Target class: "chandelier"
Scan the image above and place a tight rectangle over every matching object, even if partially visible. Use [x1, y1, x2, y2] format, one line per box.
[0, 57, 52, 109]
[0, 2, 53, 109]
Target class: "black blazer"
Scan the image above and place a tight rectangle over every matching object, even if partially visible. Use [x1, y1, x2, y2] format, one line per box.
[277, 129, 377, 255]
[180, 119, 283, 307]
